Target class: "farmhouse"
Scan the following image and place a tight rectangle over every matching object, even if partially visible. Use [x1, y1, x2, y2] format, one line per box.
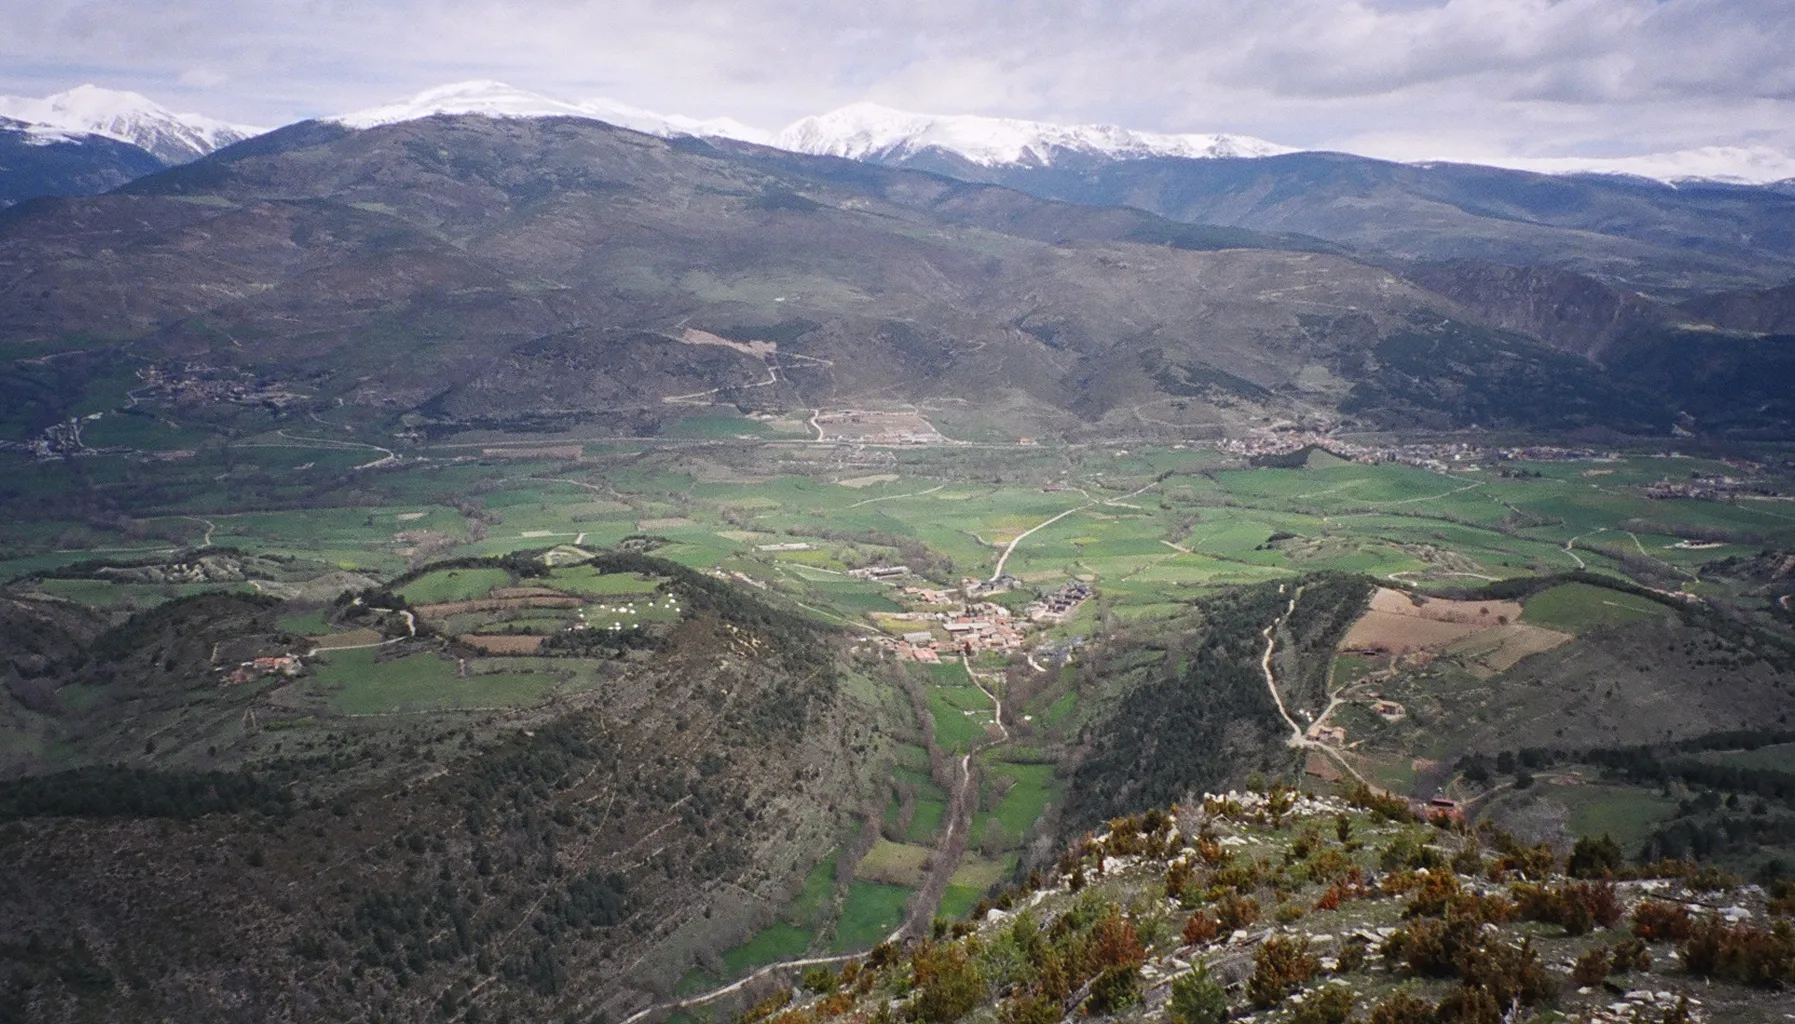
[223, 653, 303, 685]
[848, 565, 910, 580]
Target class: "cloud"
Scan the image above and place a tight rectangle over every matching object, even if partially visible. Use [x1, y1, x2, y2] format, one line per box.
[0, 0, 1789, 163]
[178, 68, 228, 88]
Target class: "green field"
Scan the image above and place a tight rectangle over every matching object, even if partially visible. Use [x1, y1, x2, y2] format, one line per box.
[1697, 742, 1795, 772]
[985, 761, 1060, 839]
[397, 568, 511, 605]
[907, 798, 947, 844]
[543, 566, 663, 596]
[309, 649, 555, 714]
[721, 922, 813, 974]
[1539, 782, 1681, 852]
[831, 881, 910, 951]
[1520, 582, 1669, 633]
[939, 855, 1012, 922]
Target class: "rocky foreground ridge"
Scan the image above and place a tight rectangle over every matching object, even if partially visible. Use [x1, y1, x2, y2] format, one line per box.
[698, 785, 1795, 1024]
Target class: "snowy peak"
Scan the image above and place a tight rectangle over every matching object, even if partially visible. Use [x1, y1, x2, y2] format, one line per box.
[333, 81, 595, 128]
[0, 84, 263, 164]
[332, 81, 770, 144]
[771, 102, 1294, 168]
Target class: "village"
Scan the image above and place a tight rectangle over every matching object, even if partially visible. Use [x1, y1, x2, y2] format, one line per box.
[134, 363, 311, 409]
[1214, 431, 1622, 473]
[841, 568, 1097, 663]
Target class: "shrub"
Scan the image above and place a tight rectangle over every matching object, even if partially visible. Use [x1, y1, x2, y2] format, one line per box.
[1181, 911, 1219, 945]
[1431, 984, 1502, 1023]
[1609, 936, 1651, 974]
[1512, 881, 1620, 935]
[1290, 984, 1356, 1024]
[908, 941, 984, 1023]
[1307, 847, 1359, 885]
[1313, 884, 1344, 912]
[1380, 830, 1445, 871]
[1335, 935, 1368, 973]
[1572, 946, 1611, 987]
[1165, 859, 1194, 900]
[1678, 917, 1795, 987]
[1344, 780, 1416, 822]
[1404, 871, 1462, 918]
[1247, 934, 1317, 1007]
[1167, 965, 1228, 1024]
[1768, 879, 1795, 917]
[1215, 891, 1261, 932]
[1451, 840, 1485, 877]
[802, 966, 838, 993]
[1631, 900, 1694, 942]
[739, 989, 793, 1024]
[1383, 917, 1472, 977]
[1195, 835, 1229, 866]
[1456, 936, 1555, 1008]
[1367, 990, 1434, 1024]
[1082, 909, 1147, 1013]
[1106, 815, 1142, 856]
[997, 992, 1058, 1024]
[1486, 832, 1556, 881]
[1567, 834, 1624, 879]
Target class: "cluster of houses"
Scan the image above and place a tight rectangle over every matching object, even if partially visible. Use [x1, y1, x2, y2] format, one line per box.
[893, 601, 1030, 662]
[136, 363, 306, 410]
[1645, 473, 1784, 501]
[963, 574, 1022, 598]
[1025, 580, 1094, 623]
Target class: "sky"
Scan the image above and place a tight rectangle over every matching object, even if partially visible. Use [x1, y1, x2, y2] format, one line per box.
[2, 0, 1792, 167]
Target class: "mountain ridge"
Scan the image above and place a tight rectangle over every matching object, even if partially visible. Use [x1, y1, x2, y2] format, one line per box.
[0, 84, 262, 164]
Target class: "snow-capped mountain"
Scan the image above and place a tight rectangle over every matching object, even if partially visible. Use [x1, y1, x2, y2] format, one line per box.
[332, 81, 769, 144]
[0, 115, 168, 208]
[0, 85, 263, 165]
[771, 102, 1293, 168]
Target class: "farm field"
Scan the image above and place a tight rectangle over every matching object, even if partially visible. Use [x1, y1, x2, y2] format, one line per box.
[306, 649, 559, 714]
[831, 881, 911, 952]
[1519, 581, 1671, 633]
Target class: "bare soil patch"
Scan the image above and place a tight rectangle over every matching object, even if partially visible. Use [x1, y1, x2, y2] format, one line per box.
[838, 473, 901, 489]
[1446, 623, 1574, 676]
[1367, 586, 1521, 623]
[1339, 587, 1524, 657]
[459, 635, 546, 655]
[637, 517, 695, 531]
[309, 628, 384, 650]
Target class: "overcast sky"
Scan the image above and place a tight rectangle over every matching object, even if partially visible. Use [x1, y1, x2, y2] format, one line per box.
[2, 0, 1792, 164]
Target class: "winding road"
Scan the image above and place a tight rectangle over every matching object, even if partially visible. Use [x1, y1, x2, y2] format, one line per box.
[1256, 586, 1379, 791]
[990, 480, 1158, 580]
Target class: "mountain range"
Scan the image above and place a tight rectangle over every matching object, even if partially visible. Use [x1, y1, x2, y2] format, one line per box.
[1, 82, 1793, 441]
[1, 109, 1792, 444]
[4, 80, 1793, 203]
